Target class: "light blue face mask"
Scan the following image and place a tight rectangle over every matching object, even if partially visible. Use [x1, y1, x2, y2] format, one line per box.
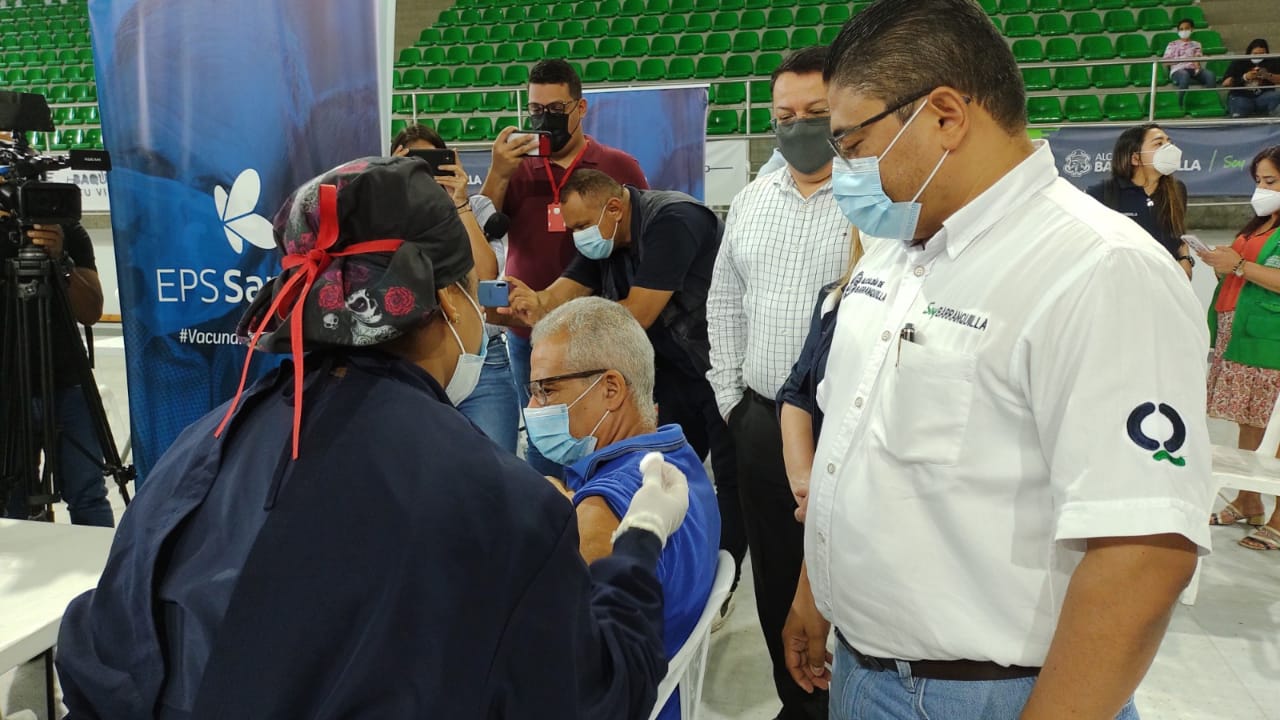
[572, 204, 617, 260]
[524, 374, 610, 466]
[832, 99, 950, 245]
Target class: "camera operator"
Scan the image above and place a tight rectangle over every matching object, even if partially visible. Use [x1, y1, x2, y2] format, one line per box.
[2, 202, 113, 527]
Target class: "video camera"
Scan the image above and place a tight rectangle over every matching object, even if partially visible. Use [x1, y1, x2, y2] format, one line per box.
[0, 90, 110, 251]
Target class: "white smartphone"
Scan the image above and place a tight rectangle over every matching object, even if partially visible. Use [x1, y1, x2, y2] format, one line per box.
[508, 131, 551, 157]
[1181, 234, 1211, 253]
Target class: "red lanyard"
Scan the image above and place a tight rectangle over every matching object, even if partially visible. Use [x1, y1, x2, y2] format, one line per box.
[543, 141, 590, 205]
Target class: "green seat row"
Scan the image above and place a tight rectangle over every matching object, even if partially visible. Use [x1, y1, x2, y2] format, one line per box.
[0, 50, 94, 67]
[0, 65, 95, 85]
[0, 4, 87, 20]
[706, 107, 773, 134]
[25, 127, 103, 151]
[1011, 30, 1224, 61]
[391, 116, 524, 143]
[1021, 62, 1175, 89]
[983, 0, 1193, 13]
[440, 0, 864, 23]
[1000, 8, 1202, 37]
[452, 0, 847, 10]
[1026, 90, 1224, 123]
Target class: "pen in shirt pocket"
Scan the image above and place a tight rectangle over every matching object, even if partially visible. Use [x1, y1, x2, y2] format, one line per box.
[896, 323, 916, 367]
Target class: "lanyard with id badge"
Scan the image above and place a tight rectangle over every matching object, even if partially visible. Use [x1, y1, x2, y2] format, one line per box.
[544, 141, 589, 232]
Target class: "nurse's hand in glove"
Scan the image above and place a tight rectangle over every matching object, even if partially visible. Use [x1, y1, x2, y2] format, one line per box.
[611, 452, 689, 547]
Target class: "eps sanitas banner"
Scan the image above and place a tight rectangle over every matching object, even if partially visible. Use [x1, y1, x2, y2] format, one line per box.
[89, 0, 395, 483]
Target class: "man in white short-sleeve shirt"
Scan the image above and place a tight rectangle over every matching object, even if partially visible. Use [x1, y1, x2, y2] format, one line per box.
[782, 2, 1214, 719]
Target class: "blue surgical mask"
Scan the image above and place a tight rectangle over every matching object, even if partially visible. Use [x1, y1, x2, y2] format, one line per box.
[524, 374, 609, 465]
[444, 284, 487, 405]
[573, 204, 616, 260]
[832, 100, 949, 245]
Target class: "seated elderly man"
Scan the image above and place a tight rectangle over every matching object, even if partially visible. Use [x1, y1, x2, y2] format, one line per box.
[527, 297, 721, 720]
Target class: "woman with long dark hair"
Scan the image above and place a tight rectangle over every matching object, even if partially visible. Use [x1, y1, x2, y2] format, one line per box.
[1201, 145, 1280, 550]
[1088, 123, 1193, 279]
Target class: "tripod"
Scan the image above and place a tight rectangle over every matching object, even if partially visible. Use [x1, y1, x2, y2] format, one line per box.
[0, 240, 133, 523]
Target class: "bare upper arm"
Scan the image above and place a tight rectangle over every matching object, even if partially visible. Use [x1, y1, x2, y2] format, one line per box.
[620, 286, 675, 329]
[575, 496, 622, 564]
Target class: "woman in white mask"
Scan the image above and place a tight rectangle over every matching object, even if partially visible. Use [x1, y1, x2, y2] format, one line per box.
[1201, 145, 1280, 550]
[1087, 123, 1192, 278]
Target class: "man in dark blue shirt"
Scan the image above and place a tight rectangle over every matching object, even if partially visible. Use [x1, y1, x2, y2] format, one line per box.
[55, 158, 691, 720]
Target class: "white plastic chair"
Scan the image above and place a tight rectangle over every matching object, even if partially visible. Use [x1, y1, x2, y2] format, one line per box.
[1181, 391, 1280, 605]
[647, 550, 736, 720]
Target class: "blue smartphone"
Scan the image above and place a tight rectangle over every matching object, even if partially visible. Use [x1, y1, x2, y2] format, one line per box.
[478, 280, 509, 307]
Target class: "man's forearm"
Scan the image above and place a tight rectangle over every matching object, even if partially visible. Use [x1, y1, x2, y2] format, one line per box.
[479, 175, 510, 213]
[67, 269, 103, 326]
[1021, 534, 1196, 719]
[459, 210, 499, 280]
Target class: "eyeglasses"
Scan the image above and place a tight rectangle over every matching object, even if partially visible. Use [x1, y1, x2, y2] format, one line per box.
[827, 88, 934, 161]
[770, 110, 831, 132]
[527, 369, 607, 406]
[526, 100, 578, 116]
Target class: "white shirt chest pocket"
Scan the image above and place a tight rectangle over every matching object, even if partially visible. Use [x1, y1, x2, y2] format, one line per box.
[875, 341, 977, 466]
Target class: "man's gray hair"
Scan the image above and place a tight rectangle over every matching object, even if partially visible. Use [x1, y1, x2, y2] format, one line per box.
[532, 297, 658, 427]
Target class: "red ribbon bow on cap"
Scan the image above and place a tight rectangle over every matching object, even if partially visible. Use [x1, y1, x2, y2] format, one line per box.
[215, 183, 404, 459]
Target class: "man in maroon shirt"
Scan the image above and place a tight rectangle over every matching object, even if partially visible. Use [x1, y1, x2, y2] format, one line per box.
[481, 59, 648, 476]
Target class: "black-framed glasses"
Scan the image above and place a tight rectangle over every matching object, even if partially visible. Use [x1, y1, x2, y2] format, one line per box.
[526, 100, 578, 116]
[771, 110, 832, 132]
[527, 368, 606, 406]
[827, 88, 934, 160]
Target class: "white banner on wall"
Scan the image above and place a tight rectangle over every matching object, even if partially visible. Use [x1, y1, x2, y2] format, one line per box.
[47, 168, 111, 214]
[705, 139, 750, 207]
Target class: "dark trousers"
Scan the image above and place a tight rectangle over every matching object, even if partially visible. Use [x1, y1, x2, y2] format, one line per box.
[653, 361, 747, 578]
[731, 389, 828, 720]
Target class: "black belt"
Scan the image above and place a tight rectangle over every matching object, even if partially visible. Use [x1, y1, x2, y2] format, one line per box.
[744, 387, 776, 407]
[835, 629, 1040, 682]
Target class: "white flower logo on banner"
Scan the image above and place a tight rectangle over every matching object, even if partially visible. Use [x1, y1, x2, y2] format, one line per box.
[214, 169, 275, 254]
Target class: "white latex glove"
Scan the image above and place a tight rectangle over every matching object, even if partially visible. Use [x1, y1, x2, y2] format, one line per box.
[612, 452, 690, 548]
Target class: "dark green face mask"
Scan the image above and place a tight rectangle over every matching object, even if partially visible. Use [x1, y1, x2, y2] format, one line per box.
[774, 117, 835, 175]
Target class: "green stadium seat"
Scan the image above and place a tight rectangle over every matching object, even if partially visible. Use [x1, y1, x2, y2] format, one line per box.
[1104, 10, 1138, 33]
[470, 46, 495, 66]
[766, 8, 792, 27]
[584, 61, 610, 82]
[661, 15, 686, 33]
[1045, 37, 1079, 61]
[534, 22, 558, 41]
[1104, 93, 1145, 120]
[478, 66, 503, 87]
[51, 106, 73, 125]
[715, 81, 747, 104]
[676, 35, 704, 56]
[791, 28, 819, 48]
[820, 26, 840, 44]
[441, 28, 465, 44]
[414, 94, 433, 114]
[57, 49, 78, 65]
[1150, 31, 1176, 53]
[762, 29, 789, 50]
[437, 119, 463, 143]
[1037, 14, 1068, 35]
[756, 52, 783, 74]
[1061, 0, 1093, 9]
[687, 13, 713, 32]
[609, 18, 633, 36]
[1129, 0, 1161, 6]
[587, 38, 617, 58]
[455, 92, 482, 113]
[1030, 0, 1060, 10]
[77, 106, 101, 125]
[1012, 39, 1044, 63]
[481, 91, 512, 112]
[1185, 90, 1226, 117]
[1138, 8, 1171, 30]
[512, 24, 537, 41]
[1065, 95, 1103, 121]
[695, 56, 725, 78]
[391, 119, 408, 139]
[1171, 7, 1204, 26]
[720, 0, 745, 9]
[610, 59, 638, 81]
[672, 0, 695, 12]
[600, 0, 622, 15]
[1163, 0, 1193, 6]
[638, 58, 666, 80]
[425, 67, 450, 88]
[999, 0, 1028, 13]
[1145, 92, 1183, 119]
[1117, 34, 1151, 58]
[1129, 61, 1170, 87]
[47, 86, 74, 105]
[392, 94, 412, 114]
[1092, 65, 1129, 88]
[668, 57, 695, 79]
[494, 43, 519, 63]
[1024, 97, 1064, 122]
[523, 6, 547, 21]
[706, 32, 733, 54]
[695, 0, 719, 9]
[622, 37, 648, 57]
[446, 46, 469, 65]
[749, 79, 770, 103]
[1192, 31, 1226, 55]
[977, 0, 998, 13]
[436, 10, 458, 25]
[572, 1, 594, 18]
[1080, 35, 1116, 60]
[738, 10, 765, 30]
[395, 48, 419, 67]
[50, 129, 81, 151]
[400, 68, 426, 89]
[651, 35, 677, 55]
[1003, 16, 1035, 37]
[1054, 67, 1091, 89]
[44, 66, 64, 84]
[546, 40, 572, 59]
[551, 3, 574, 20]
[520, 43, 545, 63]
[1021, 68, 1053, 90]
[559, 21, 584, 39]
[496, 116, 521, 135]
[481, 7, 504, 23]
[582, 19, 607, 38]
[638, 18, 662, 35]
[707, 109, 740, 135]
[618, 0, 642, 13]
[734, 32, 760, 53]
[725, 54, 754, 78]
[449, 67, 477, 88]
[459, 9, 482, 24]
[570, 39, 596, 59]
[645, 0, 669, 13]
[428, 92, 454, 113]
[793, 6, 820, 26]
[488, 26, 511, 43]
[1068, 12, 1102, 34]
[462, 117, 494, 142]
[822, 6, 850, 25]
[748, 108, 772, 133]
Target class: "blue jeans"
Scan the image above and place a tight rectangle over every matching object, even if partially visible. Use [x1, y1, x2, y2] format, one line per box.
[1228, 90, 1280, 118]
[830, 640, 1139, 720]
[505, 331, 564, 477]
[5, 385, 115, 527]
[1171, 68, 1216, 103]
[455, 334, 519, 454]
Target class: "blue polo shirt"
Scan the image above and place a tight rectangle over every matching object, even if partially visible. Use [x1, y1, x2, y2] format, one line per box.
[564, 424, 721, 720]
